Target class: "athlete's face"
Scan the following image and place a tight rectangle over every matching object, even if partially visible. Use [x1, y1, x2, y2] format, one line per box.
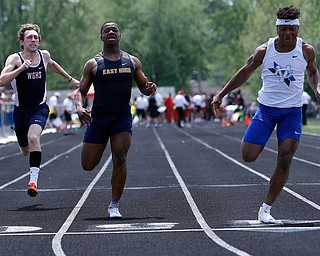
[277, 25, 299, 46]
[101, 23, 121, 45]
[20, 30, 41, 51]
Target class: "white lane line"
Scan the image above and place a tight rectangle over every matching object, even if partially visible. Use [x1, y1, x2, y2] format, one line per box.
[179, 129, 320, 211]
[0, 226, 42, 233]
[205, 128, 320, 168]
[0, 143, 82, 190]
[3, 224, 320, 237]
[153, 129, 251, 256]
[0, 136, 66, 161]
[94, 222, 178, 231]
[52, 154, 112, 256]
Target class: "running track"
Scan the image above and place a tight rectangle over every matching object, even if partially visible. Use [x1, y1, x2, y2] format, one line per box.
[0, 122, 320, 256]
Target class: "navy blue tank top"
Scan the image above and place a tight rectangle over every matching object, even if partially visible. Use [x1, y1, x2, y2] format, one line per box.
[13, 50, 46, 107]
[92, 51, 134, 113]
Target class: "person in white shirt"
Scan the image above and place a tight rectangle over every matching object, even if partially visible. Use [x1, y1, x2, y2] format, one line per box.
[212, 5, 320, 223]
[135, 94, 149, 126]
[173, 90, 188, 128]
[48, 92, 60, 122]
[63, 93, 74, 135]
[192, 93, 203, 122]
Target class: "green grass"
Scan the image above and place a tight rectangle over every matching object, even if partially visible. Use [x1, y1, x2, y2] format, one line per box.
[303, 118, 320, 135]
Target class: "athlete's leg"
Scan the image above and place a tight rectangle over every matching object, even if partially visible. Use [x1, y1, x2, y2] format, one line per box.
[265, 107, 301, 205]
[265, 138, 298, 205]
[241, 141, 264, 162]
[26, 124, 43, 196]
[110, 132, 131, 201]
[81, 143, 107, 171]
[20, 146, 30, 156]
[18, 129, 39, 155]
[28, 124, 42, 151]
[241, 104, 275, 162]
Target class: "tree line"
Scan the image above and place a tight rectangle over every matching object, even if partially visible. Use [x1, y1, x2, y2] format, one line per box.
[1, 0, 319, 99]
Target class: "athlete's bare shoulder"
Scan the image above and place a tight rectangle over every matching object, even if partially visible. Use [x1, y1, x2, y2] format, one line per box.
[2, 53, 22, 72]
[82, 57, 98, 77]
[301, 40, 316, 61]
[250, 42, 268, 63]
[128, 54, 142, 70]
[39, 49, 50, 59]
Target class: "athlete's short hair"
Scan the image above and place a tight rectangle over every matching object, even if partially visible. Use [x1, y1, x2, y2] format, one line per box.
[276, 5, 300, 19]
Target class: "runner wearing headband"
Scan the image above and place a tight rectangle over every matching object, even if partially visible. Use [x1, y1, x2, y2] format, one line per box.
[212, 5, 320, 223]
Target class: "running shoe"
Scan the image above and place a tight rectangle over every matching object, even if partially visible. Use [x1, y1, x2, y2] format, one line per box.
[258, 206, 276, 223]
[27, 182, 38, 197]
[108, 203, 122, 218]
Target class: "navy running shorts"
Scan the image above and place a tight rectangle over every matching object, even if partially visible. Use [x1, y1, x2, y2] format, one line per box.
[13, 103, 49, 147]
[83, 111, 132, 144]
[243, 103, 302, 146]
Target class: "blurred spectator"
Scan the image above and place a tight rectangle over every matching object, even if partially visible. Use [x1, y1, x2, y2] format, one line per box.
[146, 95, 159, 127]
[136, 94, 148, 126]
[48, 92, 60, 129]
[62, 93, 74, 135]
[302, 91, 311, 125]
[245, 102, 258, 126]
[173, 90, 188, 128]
[164, 93, 174, 123]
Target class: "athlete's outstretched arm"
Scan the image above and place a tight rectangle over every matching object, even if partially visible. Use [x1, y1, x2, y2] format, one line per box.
[44, 50, 79, 87]
[303, 43, 320, 102]
[211, 44, 266, 116]
[75, 58, 95, 125]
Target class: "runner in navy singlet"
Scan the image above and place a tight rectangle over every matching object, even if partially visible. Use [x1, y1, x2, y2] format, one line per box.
[0, 23, 79, 197]
[75, 21, 157, 218]
[211, 6, 320, 223]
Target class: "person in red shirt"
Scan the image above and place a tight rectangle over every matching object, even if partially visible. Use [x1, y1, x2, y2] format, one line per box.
[164, 93, 174, 123]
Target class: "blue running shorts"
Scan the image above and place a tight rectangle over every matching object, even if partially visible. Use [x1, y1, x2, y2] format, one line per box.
[83, 111, 132, 144]
[13, 103, 49, 147]
[243, 103, 302, 146]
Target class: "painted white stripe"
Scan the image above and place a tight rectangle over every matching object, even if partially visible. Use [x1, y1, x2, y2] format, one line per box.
[153, 129, 251, 256]
[2, 224, 320, 237]
[264, 147, 320, 168]
[0, 136, 66, 161]
[214, 128, 320, 167]
[52, 155, 112, 256]
[0, 226, 42, 233]
[0, 143, 82, 190]
[179, 129, 320, 211]
[95, 222, 178, 231]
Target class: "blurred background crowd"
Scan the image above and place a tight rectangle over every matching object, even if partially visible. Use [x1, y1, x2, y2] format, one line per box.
[2, 86, 318, 141]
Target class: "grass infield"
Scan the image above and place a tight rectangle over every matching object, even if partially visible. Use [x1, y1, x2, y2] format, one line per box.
[302, 118, 320, 135]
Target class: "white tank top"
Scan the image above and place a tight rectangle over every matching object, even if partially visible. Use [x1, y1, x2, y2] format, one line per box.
[257, 37, 307, 108]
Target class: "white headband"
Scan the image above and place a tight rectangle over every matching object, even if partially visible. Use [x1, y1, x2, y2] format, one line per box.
[276, 18, 300, 26]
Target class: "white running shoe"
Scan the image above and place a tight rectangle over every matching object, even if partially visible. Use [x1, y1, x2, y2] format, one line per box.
[108, 203, 122, 218]
[258, 207, 276, 224]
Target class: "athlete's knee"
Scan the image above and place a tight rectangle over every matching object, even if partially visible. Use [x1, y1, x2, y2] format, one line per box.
[28, 133, 40, 147]
[81, 158, 97, 171]
[242, 151, 258, 162]
[241, 143, 259, 162]
[81, 162, 95, 172]
[113, 150, 127, 166]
